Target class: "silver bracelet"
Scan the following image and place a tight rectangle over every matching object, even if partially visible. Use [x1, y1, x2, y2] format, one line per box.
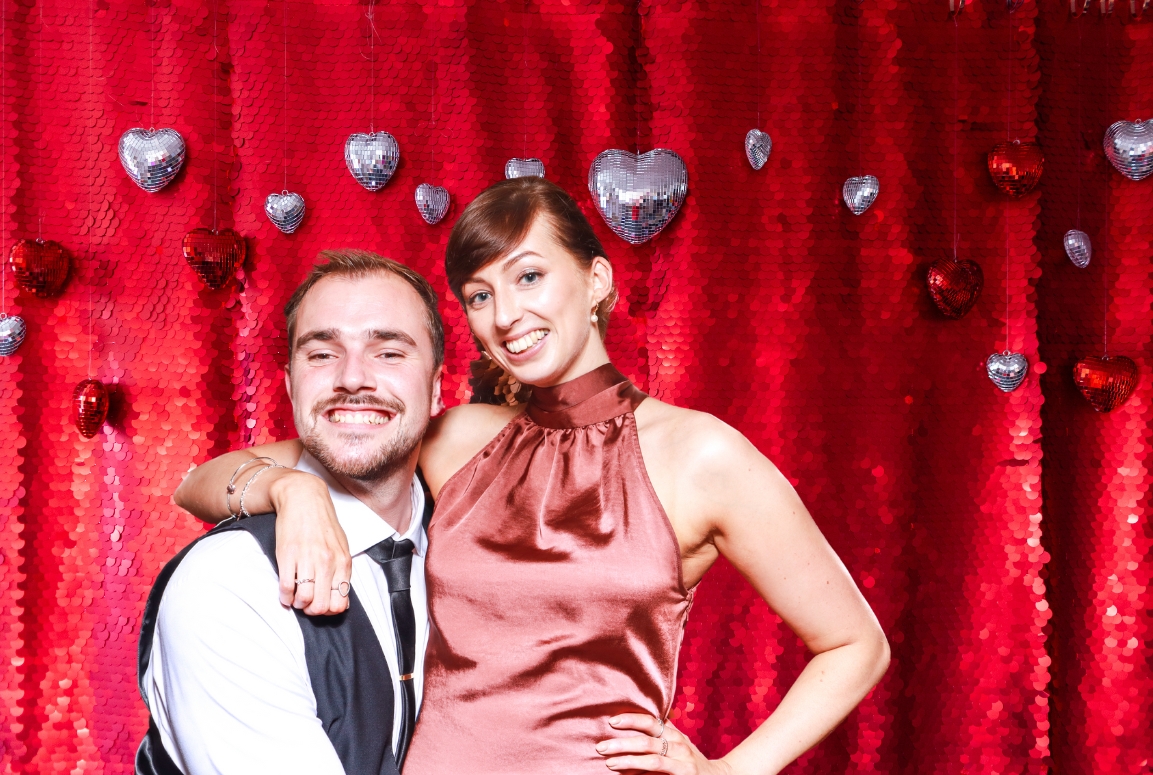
[226, 457, 279, 517]
[238, 461, 285, 519]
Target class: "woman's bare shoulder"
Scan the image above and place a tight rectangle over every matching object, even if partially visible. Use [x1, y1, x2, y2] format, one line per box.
[634, 397, 751, 460]
[420, 402, 524, 496]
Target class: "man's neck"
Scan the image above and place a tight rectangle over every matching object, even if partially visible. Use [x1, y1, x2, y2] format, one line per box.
[327, 454, 419, 535]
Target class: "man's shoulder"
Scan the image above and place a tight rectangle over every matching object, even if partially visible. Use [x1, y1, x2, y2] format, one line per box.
[158, 528, 283, 630]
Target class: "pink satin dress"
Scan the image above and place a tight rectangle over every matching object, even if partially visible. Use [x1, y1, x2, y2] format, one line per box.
[403, 363, 694, 775]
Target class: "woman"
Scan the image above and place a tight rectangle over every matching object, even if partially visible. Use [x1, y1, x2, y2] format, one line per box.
[175, 178, 889, 775]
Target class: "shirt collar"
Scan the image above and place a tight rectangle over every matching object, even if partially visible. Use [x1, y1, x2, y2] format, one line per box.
[294, 450, 426, 558]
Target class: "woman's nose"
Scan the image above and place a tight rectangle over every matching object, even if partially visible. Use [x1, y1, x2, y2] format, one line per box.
[492, 290, 522, 330]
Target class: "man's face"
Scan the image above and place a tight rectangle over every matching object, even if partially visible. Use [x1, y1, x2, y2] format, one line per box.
[286, 273, 444, 483]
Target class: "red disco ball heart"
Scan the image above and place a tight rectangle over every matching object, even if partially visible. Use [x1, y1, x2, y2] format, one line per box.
[987, 140, 1044, 198]
[1073, 355, 1139, 413]
[73, 378, 109, 439]
[182, 228, 245, 289]
[927, 256, 983, 319]
[9, 238, 71, 298]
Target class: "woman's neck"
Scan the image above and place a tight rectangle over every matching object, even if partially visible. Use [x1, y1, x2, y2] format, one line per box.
[531, 338, 611, 388]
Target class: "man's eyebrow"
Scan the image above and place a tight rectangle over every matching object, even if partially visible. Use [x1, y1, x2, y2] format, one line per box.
[294, 328, 418, 352]
[367, 329, 418, 348]
[294, 328, 338, 351]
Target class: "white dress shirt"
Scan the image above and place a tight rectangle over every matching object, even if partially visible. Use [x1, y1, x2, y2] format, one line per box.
[143, 452, 429, 775]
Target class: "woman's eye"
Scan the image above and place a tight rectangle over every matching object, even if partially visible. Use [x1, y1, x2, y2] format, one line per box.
[468, 291, 491, 306]
[520, 271, 541, 285]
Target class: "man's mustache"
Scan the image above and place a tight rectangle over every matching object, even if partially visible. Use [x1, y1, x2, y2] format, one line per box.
[310, 394, 405, 420]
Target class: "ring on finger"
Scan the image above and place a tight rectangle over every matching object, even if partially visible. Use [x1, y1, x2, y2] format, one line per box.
[655, 716, 665, 737]
[659, 737, 668, 757]
[294, 578, 315, 586]
[331, 581, 350, 598]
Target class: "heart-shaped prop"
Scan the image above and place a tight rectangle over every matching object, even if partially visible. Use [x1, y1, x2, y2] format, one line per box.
[505, 158, 546, 179]
[265, 191, 306, 234]
[73, 378, 109, 439]
[118, 128, 186, 192]
[1073, 354, 1138, 413]
[745, 129, 772, 170]
[927, 256, 983, 318]
[588, 149, 688, 245]
[9, 239, 70, 297]
[842, 175, 879, 215]
[0, 314, 26, 356]
[986, 351, 1028, 392]
[344, 132, 400, 191]
[415, 183, 450, 225]
[182, 228, 245, 289]
[1103, 120, 1153, 181]
[987, 140, 1044, 197]
[1063, 229, 1091, 268]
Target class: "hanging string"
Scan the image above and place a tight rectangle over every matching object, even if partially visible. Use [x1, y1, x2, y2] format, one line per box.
[431, 38, 437, 168]
[212, 0, 218, 231]
[1, 0, 5, 315]
[37, 0, 42, 241]
[367, 3, 375, 134]
[857, 5, 863, 176]
[149, 0, 155, 129]
[1102, 17, 1110, 356]
[1004, 6, 1013, 354]
[751, 0, 760, 128]
[282, 0, 288, 191]
[952, 15, 959, 259]
[635, 1, 642, 154]
[1075, 16, 1082, 229]
[522, 0, 528, 159]
[87, 0, 94, 378]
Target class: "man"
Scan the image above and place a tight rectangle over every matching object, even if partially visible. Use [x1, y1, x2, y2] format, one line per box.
[137, 249, 445, 774]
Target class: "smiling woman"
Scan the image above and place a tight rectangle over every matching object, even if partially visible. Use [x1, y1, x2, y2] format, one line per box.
[175, 179, 889, 775]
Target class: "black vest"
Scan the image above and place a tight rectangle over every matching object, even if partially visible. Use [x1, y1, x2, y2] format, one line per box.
[135, 493, 432, 775]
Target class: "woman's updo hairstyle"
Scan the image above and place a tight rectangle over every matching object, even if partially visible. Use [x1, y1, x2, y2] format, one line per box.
[445, 177, 618, 405]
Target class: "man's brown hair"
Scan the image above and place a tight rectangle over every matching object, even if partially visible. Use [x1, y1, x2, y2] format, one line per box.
[284, 249, 444, 367]
[444, 177, 617, 339]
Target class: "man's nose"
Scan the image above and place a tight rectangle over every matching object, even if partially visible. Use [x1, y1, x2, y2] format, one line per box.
[333, 351, 376, 393]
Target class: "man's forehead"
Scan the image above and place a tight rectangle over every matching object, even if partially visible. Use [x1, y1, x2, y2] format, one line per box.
[295, 273, 427, 343]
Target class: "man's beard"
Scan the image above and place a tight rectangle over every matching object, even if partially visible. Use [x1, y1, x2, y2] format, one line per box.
[300, 394, 425, 483]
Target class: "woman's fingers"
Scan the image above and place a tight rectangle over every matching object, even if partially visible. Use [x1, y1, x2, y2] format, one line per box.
[597, 734, 665, 757]
[608, 713, 667, 738]
[602, 754, 682, 774]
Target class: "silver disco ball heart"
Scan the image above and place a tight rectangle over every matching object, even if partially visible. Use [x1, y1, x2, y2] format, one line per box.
[505, 158, 546, 179]
[587, 149, 688, 245]
[344, 132, 400, 191]
[265, 191, 306, 234]
[842, 175, 879, 215]
[1103, 120, 1153, 181]
[0, 313, 26, 356]
[986, 351, 1028, 392]
[118, 128, 186, 192]
[745, 129, 772, 170]
[415, 183, 450, 225]
[1063, 229, 1091, 268]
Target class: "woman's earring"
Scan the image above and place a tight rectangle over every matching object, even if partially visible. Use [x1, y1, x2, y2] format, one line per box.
[590, 307, 599, 324]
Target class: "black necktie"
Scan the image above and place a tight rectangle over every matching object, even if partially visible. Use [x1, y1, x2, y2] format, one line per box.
[364, 537, 417, 768]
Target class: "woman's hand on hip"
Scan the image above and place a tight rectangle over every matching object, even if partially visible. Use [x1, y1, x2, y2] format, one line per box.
[269, 469, 352, 616]
[596, 714, 736, 775]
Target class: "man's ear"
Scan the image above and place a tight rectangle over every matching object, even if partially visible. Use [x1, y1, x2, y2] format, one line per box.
[283, 363, 293, 407]
[430, 365, 446, 417]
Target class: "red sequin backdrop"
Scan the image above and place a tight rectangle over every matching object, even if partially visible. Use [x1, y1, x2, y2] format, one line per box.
[0, 1, 1149, 772]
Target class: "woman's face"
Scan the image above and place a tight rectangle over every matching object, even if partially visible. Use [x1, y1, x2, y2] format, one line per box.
[460, 214, 612, 388]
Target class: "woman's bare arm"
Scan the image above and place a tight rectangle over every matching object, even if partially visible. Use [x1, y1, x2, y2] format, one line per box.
[601, 408, 890, 775]
[173, 439, 353, 616]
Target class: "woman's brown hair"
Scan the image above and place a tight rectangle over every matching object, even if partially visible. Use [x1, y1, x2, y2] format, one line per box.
[445, 177, 618, 405]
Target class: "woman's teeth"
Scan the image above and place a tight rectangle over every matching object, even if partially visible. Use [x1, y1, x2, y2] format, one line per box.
[505, 329, 547, 354]
[330, 411, 388, 425]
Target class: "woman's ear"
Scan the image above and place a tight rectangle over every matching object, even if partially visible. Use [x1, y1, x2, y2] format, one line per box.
[590, 255, 613, 305]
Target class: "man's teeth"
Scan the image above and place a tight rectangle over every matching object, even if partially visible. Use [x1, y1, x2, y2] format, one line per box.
[505, 330, 547, 354]
[330, 411, 388, 425]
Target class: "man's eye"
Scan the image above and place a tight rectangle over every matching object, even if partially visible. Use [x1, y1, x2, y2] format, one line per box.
[308, 352, 334, 361]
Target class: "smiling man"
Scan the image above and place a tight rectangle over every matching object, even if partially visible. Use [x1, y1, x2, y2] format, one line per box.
[137, 250, 445, 775]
